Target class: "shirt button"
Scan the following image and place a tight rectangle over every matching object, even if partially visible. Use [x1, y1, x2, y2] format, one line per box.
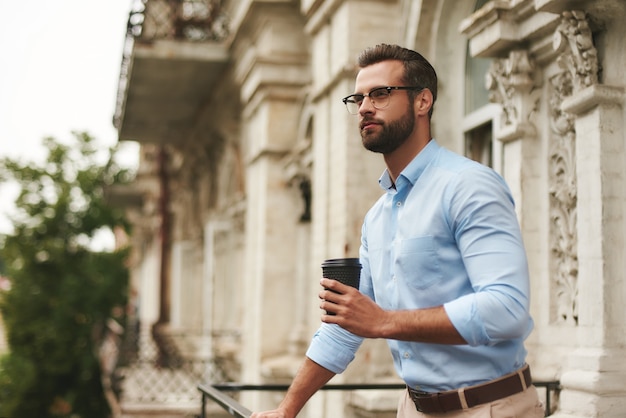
[403, 352, 410, 359]
[396, 201, 402, 207]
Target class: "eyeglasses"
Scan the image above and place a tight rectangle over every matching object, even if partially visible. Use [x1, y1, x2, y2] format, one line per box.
[342, 86, 423, 114]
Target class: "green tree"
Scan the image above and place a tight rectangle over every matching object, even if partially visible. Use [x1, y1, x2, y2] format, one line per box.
[0, 132, 132, 418]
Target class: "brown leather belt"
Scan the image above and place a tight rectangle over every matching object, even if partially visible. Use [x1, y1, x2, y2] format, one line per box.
[407, 364, 532, 414]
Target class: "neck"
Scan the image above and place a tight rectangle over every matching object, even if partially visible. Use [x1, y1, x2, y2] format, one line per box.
[384, 125, 431, 182]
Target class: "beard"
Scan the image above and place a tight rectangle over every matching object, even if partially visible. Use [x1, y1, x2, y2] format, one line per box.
[360, 104, 415, 154]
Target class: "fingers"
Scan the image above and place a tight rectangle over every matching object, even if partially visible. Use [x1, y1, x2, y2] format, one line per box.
[320, 299, 338, 316]
[318, 281, 345, 315]
[319, 279, 361, 308]
[319, 278, 354, 295]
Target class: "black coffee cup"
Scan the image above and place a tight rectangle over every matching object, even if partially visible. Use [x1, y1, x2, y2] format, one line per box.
[321, 258, 362, 290]
[321, 258, 361, 315]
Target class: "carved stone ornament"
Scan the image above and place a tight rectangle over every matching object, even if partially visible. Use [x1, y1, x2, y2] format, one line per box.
[548, 70, 579, 325]
[486, 50, 535, 128]
[553, 10, 599, 92]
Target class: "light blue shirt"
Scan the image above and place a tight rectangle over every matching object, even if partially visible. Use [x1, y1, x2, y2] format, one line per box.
[306, 139, 533, 392]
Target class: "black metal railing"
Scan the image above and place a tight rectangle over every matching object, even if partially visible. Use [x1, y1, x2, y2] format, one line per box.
[112, 325, 227, 410]
[198, 380, 561, 418]
[127, 0, 229, 42]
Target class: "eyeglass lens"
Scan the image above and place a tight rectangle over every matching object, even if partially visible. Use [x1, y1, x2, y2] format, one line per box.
[344, 88, 391, 114]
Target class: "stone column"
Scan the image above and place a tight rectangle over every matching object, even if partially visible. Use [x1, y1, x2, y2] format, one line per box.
[549, 10, 626, 418]
[229, 3, 311, 411]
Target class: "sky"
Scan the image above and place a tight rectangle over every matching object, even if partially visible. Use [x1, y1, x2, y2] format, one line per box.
[0, 1, 139, 244]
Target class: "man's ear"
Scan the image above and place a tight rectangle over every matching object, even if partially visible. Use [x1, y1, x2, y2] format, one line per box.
[415, 89, 434, 116]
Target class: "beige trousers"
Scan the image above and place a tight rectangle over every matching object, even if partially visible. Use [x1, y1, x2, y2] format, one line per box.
[397, 385, 545, 418]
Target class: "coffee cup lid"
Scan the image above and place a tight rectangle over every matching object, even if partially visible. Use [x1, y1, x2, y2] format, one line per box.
[321, 258, 361, 267]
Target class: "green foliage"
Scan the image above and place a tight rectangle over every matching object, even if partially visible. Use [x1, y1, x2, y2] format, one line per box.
[0, 132, 132, 418]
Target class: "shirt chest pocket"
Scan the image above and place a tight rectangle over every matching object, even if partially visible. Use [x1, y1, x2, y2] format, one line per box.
[395, 236, 442, 290]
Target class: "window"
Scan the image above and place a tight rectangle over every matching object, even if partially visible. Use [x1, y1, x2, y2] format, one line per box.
[463, 0, 497, 169]
[465, 121, 492, 166]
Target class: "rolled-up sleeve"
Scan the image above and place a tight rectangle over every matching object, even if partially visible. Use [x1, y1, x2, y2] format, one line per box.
[306, 323, 364, 374]
[443, 168, 532, 346]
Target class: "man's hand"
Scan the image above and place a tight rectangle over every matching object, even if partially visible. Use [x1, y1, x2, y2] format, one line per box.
[319, 278, 390, 338]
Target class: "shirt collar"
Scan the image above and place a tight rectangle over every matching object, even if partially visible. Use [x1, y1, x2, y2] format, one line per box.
[378, 139, 439, 191]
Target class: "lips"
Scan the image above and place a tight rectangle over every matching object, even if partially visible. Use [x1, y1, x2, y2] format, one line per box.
[360, 119, 381, 130]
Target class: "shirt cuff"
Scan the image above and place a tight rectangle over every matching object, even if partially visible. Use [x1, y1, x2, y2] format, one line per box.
[444, 294, 488, 346]
[305, 324, 360, 374]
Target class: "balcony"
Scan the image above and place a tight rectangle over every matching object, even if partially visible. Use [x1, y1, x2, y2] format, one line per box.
[114, 0, 230, 145]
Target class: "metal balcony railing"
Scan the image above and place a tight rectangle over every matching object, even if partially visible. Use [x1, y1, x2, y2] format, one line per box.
[107, 323, 228, 412]
[198, 380, 561, 418]
[127, 0, 229, 42]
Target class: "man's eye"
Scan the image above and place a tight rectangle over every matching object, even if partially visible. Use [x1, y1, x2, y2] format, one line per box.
[352, 95, 365, 103]
[370, 89, 389, 99]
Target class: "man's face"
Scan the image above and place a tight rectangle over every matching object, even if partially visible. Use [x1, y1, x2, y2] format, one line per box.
[354, 60, 416, 154]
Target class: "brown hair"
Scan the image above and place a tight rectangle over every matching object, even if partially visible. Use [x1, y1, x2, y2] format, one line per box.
[357, 44, 437, 118]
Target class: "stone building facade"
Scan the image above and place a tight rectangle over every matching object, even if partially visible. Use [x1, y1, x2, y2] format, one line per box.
[112, 0, 626, 416]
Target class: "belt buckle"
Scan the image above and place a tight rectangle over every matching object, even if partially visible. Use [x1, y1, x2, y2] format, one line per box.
[410, 390, 431, 412]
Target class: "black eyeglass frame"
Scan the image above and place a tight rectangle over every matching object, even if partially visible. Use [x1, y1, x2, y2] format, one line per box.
[341, 86, 424, 114]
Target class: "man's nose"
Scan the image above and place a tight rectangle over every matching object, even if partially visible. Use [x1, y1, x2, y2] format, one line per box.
[359, 96, 375, 114]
